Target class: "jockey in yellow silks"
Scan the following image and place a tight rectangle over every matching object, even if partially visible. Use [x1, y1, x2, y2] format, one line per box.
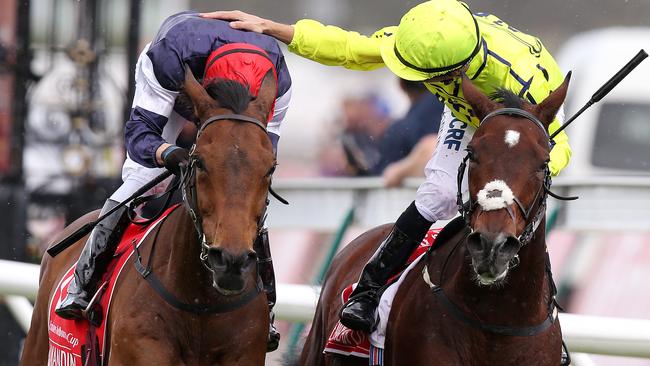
[200, 0, 571, 339]
[288, 6, 570, 176]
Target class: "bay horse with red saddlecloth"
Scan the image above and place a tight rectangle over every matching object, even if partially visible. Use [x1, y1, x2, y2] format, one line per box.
[22, 65, 278, 365]
[301, 74, 572, 366]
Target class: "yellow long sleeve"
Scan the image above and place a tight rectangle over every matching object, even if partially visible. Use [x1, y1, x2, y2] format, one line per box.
[288, 19, 389, 70]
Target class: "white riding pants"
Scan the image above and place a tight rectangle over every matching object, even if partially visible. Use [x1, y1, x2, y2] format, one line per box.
[414, 107, 474, 222]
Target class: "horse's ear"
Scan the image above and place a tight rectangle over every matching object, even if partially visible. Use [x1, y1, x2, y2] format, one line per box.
[461, 75, 498, 120]
[533, 71, 572, 127]
[183, 63, 217, 120]
[248, 70, 277, 122]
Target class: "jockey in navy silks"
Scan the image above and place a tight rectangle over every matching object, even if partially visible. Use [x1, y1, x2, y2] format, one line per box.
[55, 11, 292, 352]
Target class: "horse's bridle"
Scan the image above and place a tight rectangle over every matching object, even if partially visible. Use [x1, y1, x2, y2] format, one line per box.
[180, 113, 271, 272]
[422, 107, 572, 336]
[455, 108, 571, 250]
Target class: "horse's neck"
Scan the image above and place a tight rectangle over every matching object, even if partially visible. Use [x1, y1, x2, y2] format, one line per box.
[445, 226, 551, 323]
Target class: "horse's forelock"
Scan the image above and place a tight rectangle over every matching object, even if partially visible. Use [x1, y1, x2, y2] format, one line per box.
[490, 89, 526, 109]
[204, 78, 253, 114]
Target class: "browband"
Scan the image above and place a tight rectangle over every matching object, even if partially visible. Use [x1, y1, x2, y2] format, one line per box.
[480, 108, 548, 138]
[197, 113, 267, 138]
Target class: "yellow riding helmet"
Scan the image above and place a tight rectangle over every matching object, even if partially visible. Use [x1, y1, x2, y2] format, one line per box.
[380, 0, 481, 81]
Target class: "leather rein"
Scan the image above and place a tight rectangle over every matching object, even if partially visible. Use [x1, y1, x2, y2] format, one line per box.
[423, 107, 574, 336]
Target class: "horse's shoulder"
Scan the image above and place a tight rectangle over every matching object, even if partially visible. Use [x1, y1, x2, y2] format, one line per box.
[388, 221, 471, 350]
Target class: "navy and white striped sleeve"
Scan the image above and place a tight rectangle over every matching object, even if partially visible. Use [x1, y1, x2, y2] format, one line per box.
[124, 45, 179, 168]
[268, 86, 291, 141]
[267, 52, 292, 153]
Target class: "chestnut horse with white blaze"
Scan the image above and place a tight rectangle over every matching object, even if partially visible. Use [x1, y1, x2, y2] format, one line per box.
[301, 74, 571, 366]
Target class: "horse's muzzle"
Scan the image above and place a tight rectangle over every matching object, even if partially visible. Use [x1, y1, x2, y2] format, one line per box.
[207, 247, 257, 295]
[467, 231, 520, 285]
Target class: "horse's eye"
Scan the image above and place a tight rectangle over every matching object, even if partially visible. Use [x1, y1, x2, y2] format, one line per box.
[538, 160, 549, 172]
[195, 157, 207, 172]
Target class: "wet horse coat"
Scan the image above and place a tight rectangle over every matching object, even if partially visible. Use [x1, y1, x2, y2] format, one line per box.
[22, 66, 279, 365]
[301, 74, 571, 366]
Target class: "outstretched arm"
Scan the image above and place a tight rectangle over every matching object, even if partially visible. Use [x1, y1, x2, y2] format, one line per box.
[200, 10, 387, 70]
[200, 10, 295, 44]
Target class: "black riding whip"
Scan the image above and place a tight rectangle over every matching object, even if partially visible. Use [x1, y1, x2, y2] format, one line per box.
[550, 49, 648, 140]
[46, 170, 173, 257]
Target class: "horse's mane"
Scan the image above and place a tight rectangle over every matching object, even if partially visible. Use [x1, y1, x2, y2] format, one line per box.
[205, 78, 253, 114]
[490, 88, 525, 109]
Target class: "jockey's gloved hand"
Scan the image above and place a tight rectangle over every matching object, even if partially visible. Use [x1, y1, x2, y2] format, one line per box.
[162, 145, 190, 176]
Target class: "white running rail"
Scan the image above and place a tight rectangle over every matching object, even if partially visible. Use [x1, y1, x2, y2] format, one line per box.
[2, 259, 650, 358]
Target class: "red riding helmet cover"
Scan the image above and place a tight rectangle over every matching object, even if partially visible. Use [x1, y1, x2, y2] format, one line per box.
[203, 43, 278, 122]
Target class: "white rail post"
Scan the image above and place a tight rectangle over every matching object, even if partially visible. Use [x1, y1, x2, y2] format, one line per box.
[0, 259, 40, 300]
[3, 295, 33, 333]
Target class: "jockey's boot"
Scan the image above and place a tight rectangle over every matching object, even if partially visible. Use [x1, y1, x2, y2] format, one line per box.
[254, 228, 281, 352]
[55, 199, 130, 319]
[340, 202, 432, 333]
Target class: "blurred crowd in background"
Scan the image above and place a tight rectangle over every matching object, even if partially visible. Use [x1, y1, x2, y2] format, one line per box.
[318, 79, 441, 183]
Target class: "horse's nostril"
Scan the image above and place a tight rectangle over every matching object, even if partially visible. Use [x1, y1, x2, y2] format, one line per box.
[467, 232, 484, 253]
[246, 250, 258, 263]
[208, 247, 226, 268]
[207, 247, 258, 276]
[499, 236, 521, 255]
[240, 250, 258, 272]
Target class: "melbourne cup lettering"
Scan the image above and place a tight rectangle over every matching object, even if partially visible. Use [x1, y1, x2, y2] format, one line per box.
[47, 347, 77, 366]
[47, 322, 79, 347]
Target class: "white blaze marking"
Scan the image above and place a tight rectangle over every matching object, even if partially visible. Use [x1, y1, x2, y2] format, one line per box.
[476, 180, 515, 211]
[504, 130, 520, 148]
